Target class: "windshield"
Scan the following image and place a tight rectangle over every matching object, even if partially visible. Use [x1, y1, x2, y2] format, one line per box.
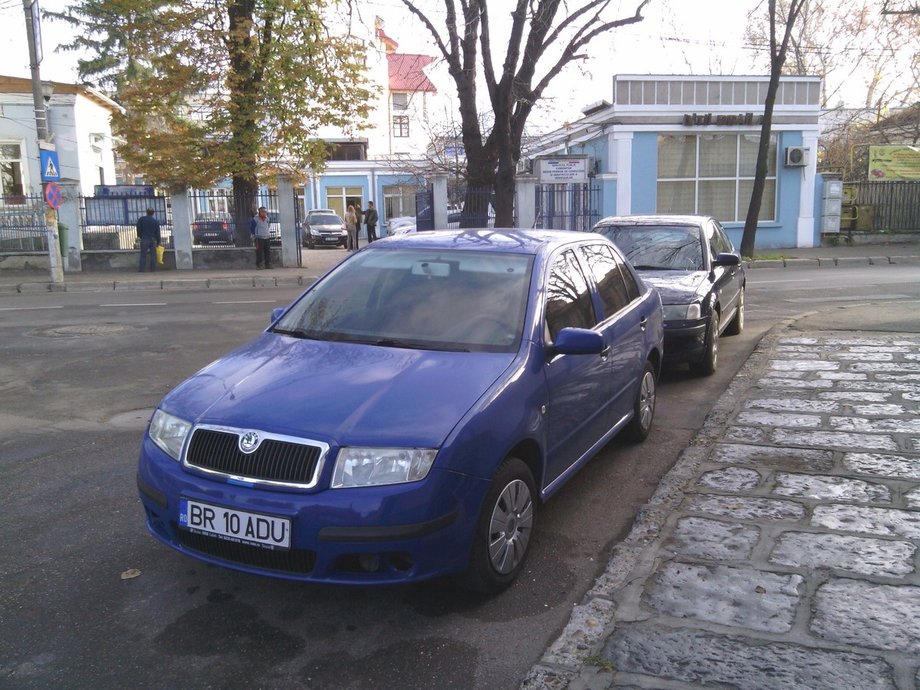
[309, 214, 341, 226]
[599, 225, 703, 271]
[272, 248, 533, 353]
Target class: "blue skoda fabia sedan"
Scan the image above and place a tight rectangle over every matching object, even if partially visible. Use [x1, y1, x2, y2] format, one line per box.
[137, 229, 664, 593]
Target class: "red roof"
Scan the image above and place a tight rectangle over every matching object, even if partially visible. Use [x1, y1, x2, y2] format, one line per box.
[388, 54, 437, 93]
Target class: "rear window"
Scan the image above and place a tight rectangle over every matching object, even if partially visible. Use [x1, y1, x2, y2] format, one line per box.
[597, 224, 703, 271]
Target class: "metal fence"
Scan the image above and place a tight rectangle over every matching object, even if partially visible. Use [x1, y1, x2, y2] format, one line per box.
[0, 194, 48, 252]
[187, 188, 281, 246]
[75, 188, 287, 250]
[80, 194, 173, 250]
[842, 181, 920, 233]
[534, 184, 601, 232]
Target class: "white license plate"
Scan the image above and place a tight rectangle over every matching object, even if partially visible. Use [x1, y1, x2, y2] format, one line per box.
[179, 499, 291, 550]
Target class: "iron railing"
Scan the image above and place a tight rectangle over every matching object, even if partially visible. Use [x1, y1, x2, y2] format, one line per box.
[0, 194, 48, 252]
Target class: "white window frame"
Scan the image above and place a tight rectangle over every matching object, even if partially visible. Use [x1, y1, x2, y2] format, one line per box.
[0, 141, 27, 197]
[657, 133, 777, 222]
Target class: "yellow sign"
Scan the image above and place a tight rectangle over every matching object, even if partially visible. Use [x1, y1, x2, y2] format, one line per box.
[867, 145, 920, 180]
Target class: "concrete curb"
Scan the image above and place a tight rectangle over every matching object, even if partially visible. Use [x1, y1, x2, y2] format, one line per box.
[0, 273, 316, 293]
[745, 254, 920, 269]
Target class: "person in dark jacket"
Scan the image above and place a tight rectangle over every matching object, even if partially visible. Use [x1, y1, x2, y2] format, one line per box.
[364, 201, 379, 242]
[136, 208, 161, 272]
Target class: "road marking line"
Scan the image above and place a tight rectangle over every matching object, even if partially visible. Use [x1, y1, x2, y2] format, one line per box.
[214, 300, 279, 304]
[100, 302, 168, 307]
[0, 305, 64, 311]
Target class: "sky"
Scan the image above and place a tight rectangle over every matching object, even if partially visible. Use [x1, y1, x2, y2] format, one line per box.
[1, 0, 760, 127]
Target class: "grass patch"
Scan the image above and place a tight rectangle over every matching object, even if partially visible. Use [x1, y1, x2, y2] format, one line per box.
[748, 253, 785, 261]
[583, 654, 616, 672]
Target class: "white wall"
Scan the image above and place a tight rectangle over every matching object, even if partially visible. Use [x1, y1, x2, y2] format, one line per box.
[0, 88, 116, 196]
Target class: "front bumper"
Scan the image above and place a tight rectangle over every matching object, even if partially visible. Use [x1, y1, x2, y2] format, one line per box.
[311, 233, 346, 245]
[137, 438, 488, 585]
[662, 318, 708, 363]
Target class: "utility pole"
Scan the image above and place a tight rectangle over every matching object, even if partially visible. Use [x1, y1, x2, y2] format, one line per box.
[22, 0, 64, 284]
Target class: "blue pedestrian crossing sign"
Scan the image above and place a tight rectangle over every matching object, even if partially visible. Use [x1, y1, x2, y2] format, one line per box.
[40, 149, 61, 182]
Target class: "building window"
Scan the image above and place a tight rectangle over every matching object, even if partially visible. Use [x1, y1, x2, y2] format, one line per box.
[391, 93, 408, 111]
[327, 141, 367, 161]
[382, 185, 417, 221]
[393, 115, 410, 138]
[325, 186, 363, 219]
[0, 143, 26, 198]
[657, 133, 776, 222]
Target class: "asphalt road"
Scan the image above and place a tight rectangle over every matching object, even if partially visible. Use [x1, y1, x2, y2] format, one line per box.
[1, 263, 917, 689]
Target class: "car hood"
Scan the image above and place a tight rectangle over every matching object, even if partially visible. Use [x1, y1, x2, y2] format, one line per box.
[309, 223, 344, 232]
[636, 269, 709, 304]
[161, 332, 516, 448]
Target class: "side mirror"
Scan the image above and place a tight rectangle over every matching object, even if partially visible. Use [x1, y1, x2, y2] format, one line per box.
[548, 327, 605, 358]
[713, 252, 741, 267]
[270, 307, 285, 323]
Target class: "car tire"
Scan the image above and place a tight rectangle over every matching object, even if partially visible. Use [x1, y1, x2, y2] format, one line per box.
[458, 457, 536, 594]
[691, 309, 719, 376]
[724, 287, 744, 336]
[623, 361, 657, 442]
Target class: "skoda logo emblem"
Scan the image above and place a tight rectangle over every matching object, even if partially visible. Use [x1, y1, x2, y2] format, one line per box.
[239, 431, 261, 454]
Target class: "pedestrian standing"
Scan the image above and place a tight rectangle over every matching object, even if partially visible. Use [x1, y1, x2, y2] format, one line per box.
[344, 205, 359, 251]
[136, 207, 161, 272]
[364, 201, 378, 242]
[250, 206, 272, 269]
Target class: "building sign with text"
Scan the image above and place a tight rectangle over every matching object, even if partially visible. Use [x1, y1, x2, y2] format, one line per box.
[682, 113, 764, 126]
[537, 156, 590, 184]
[867, 146, 920, 181]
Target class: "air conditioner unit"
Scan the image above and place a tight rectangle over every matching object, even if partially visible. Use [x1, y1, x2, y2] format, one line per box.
[785, 146, 809, 167]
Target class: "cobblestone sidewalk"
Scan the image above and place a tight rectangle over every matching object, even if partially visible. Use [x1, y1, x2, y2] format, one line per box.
[526, 329, 920, 689]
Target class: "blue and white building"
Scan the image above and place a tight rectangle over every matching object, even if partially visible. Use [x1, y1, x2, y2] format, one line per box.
[524, 74, 824, 249]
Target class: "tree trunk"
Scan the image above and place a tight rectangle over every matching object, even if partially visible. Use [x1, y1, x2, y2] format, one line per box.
[739, 74, 780, 258]
[232, 175, 258, 247]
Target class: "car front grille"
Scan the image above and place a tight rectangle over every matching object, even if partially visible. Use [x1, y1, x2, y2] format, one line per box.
[176, 526, 316, 574]
[184, 427, 325, 488]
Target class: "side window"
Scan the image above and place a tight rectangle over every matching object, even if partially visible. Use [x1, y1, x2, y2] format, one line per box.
[613, 247, 640, 302]
[714, 221, 735, 254]
[545, 249, 595, 341]
[579, 244, 630, 318]
[708, 220, 732, 257]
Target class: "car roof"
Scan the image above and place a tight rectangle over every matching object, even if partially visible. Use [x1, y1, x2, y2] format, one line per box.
[594, 214, 710, 227]
[373, 228, 610, 255]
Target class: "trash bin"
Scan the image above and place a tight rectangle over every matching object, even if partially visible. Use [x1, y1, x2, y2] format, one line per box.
[57, 222, 68, 258]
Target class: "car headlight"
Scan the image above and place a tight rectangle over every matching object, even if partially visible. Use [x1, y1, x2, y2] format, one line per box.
[331, 447, 437, 488]
[149, 409, 192, 461]
[662, 303, 701, 320]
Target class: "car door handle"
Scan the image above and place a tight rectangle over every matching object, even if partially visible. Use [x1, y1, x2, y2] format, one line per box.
[601, 345, 611, 359]
[639, 316, 648, 331]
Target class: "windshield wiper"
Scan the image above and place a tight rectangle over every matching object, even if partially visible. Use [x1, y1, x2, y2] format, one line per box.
[632, 264, 681, 270]
[270, 326, 311, 338]
[374, 338, 470, 352]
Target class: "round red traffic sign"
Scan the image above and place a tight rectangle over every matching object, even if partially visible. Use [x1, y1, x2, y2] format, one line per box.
[44, 181, 62, 209]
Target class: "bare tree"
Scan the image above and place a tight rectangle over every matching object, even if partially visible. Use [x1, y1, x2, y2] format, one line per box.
[745, 0, 920, 109]
[740, 0, 806, 258]
[400, 0, 650, 228]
